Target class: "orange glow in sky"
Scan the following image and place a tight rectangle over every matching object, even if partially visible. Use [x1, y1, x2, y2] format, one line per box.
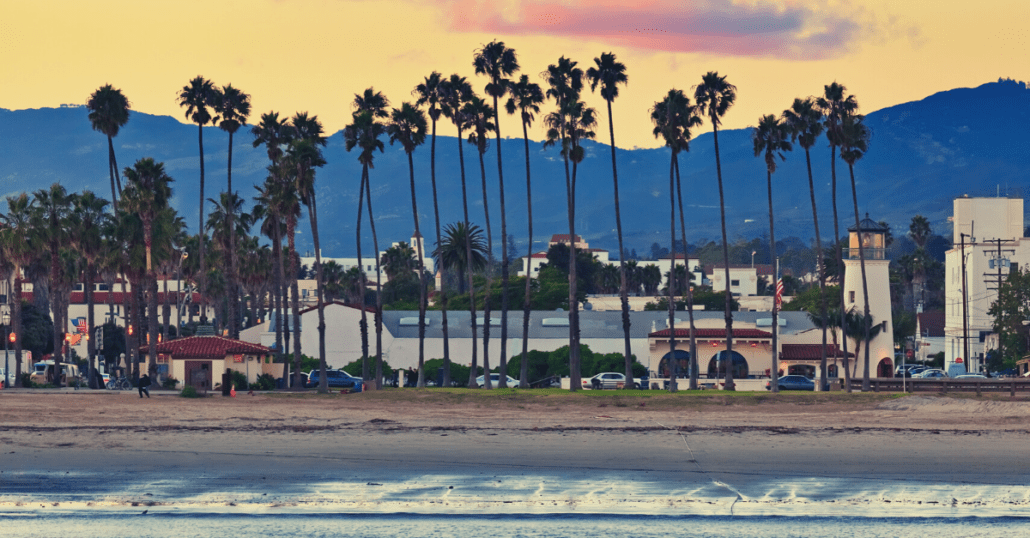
[2, 0, 1027, 148]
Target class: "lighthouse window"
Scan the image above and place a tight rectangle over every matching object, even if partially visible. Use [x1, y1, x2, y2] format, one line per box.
[849, 291, 855, 303]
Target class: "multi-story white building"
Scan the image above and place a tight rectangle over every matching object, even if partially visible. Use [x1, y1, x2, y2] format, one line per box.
[299, 231, 435, 285]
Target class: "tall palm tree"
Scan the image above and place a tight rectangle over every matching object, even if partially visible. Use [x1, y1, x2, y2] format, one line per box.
[694, 71, 737, 390]
[387, 102, 430, 387]
[840, 114, 874, 389]
[651, 89, 702, 391]
[783, 97, 829, 391]
[505, 74, 544, 389]
[214, 84, 251, 339]
[586, 52, 636, 388]
[69, 191, 110, 388]
[86, 85, 131, 211]
[178, 76, 220, 324]
[344, 106, 388, 388]
[413, 72, 455, 387]
[32, 183, 72, 386]
[752, 114, 792, 393]
[543, 56, 585, 391]
[474, 39, 519, 388]
[817, 82, 859, 392]
[463, 94, 498, 389]
[122, 158, 174, 378]
[0, 194, 35, 387]
[439, 74, 481, 388]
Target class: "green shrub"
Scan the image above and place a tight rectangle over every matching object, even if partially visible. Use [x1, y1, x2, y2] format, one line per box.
[255, 373, 277, 390]
[162, 377, 179, 390]
[230, 370, 248, 390]
[180, 385, 199, 398]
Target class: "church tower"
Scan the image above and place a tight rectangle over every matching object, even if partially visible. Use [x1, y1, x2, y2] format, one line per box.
[843, 215, 895, 379]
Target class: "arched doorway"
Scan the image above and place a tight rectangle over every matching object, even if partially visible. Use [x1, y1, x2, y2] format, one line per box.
[658, 349, 691, 378]
[877, 358, 893, 378]
[827, 364, 838, 378]
[707, 350, 749, 379]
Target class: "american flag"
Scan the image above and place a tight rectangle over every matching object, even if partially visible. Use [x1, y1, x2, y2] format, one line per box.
[74, 317, 88, 334]
[774, 278, 784, 312]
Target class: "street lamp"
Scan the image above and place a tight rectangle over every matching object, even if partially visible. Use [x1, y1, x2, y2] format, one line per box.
[3, 308, 10, 389]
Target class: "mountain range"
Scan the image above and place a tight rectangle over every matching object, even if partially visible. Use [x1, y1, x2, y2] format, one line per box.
[2, 79, 1028, 258]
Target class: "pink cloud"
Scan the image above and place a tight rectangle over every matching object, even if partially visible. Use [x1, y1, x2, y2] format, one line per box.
[435, 0, 878, 60]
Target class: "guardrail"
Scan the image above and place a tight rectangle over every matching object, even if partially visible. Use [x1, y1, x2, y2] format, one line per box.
[847, 378, 1030, 396]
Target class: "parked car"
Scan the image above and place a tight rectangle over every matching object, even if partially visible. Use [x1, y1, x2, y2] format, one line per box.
[915, 368, 948, 379]
[766, 375, 815, 391]
[29, 361, 81, 386]
[305, 369, 363, 390]
[475, 373, 519, 387]
[953, 374, 988, 379]
[583, 372, 644, 390]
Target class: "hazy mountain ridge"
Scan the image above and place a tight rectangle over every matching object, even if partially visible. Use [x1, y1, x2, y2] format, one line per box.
[2, 80, 1027, 257]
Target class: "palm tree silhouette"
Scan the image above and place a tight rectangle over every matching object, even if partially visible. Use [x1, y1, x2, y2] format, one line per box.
[474, 40, 519, 388]
[86, 84, 130, 211]
[387, 102, 430, 387]
[694, 71, 738, 390]
[752, 114, 792, 392]
[505, 74, 544, 388]
[213, 84, 251, 339]
[435, 222, 488, 294]
[32, 183, 73, 386]
[782, 97, 829, 392]
[177, 76, 219, 324]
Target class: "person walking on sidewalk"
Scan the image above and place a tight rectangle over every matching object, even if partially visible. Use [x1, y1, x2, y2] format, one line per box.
[138, 373, 151, 398]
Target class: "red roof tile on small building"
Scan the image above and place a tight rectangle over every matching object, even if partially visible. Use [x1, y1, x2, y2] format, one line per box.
[917, 310, 945, 337]
[649, 328, 772, 338]
[780, 344, 854, 359]
[150, 336, 273, 360]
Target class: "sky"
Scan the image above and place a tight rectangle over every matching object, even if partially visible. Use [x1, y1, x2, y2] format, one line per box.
[2, 0, 1028, 149]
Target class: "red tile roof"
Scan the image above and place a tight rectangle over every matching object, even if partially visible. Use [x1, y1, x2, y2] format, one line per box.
[150, 336, 273, 360]
[649, 328, 772, 338]
[917, 310, 945, 337]
[549, 234, 583, 243]
[780, 344, 854, 359]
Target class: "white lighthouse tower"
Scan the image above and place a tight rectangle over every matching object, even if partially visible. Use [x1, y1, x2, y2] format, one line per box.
[843, 215, 895, 380]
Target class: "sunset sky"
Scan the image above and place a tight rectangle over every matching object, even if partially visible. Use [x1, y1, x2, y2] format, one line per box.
[3, 0, 1027, 149]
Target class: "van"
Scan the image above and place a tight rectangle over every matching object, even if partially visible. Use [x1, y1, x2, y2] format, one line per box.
[29, 361, 82, 386]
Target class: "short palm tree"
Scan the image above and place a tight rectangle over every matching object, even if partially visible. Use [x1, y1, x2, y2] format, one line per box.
[752, 114, 792, 392]
[840, 113, 874, 389]
[474, 39, 519, 388]
[213, 84, 251, 339]
[86, 84, 130, 211]
[69, 190, 110, 388]
[434, 222, 488, 294]
[782, 97, 829, 391]
[413, 71, 454, 387]
[387, 102, 430, 387]
[177, 76, 220, 324]
[504, 74, 544, 388]
[0, 194, 35, 386]
[694, 71, 738, 390]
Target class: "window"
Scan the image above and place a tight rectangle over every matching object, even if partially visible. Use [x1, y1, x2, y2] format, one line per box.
[849, 291, 855, 303]
[97, 283, 109, 291]
[731, 279, 740, 287]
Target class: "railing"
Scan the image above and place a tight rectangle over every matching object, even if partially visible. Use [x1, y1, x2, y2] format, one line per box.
[844, 247, 886, 260]
[847, 378, 1030, 396]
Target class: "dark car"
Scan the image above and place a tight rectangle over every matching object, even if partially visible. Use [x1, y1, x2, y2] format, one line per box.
[306, 369, 363, 390]
[766, 375, 815, 391]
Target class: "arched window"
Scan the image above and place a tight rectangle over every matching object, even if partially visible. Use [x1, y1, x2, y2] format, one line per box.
[658, 349, 691, 378]
[707, 350, 749, 379]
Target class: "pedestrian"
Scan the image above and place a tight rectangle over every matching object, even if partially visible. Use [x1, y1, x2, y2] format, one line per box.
[139, 373, 151, 398]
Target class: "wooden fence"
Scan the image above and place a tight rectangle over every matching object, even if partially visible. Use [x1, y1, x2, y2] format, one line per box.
[847, 378, 1030, 396]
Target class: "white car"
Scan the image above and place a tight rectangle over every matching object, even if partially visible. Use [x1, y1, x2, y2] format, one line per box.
[583, 372, 640, 390]
[475, 373, 519, 387]
[915, 368, 948, 379]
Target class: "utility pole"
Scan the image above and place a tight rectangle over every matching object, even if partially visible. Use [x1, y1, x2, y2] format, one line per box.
[983, 237, 1015, 374]
[960, 231, 973, 374]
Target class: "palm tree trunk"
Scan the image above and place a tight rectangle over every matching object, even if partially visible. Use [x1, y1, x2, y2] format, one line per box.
[12, 271, 24, 387]
[50, 242, 63, 388]
[86, 261, 97, 389]
[712, 121, 735, 390]
[148, 272, 159, 378]
[667, 152, 678, 392]
[272, 221, 284, 377]
[766, 167, 779, 393]
[804, 147, 829, 391]
[849, 163, 873, 390]
[673, 157, 698, 390]
[491, 95, 510, 389]
[227, 131, 239, 339]
[477, 149, 493, 389]
[456, 127, 479, 388]
[428, 119, 451, 388]
[559, 109, 580, 392]
[197, 124, 207, 324]
[364, 168, 384, 390]
[162, 271, 170, 340]
[519, 117, 533, 389]
[287, 218, 302, 389]
[831, 145, 851, 392]
[605, 100, 635, 390]
[107, 136, 119, 211]
[406, 151, 428, 388]
[308, 190, 328, 394]
[357, 165, 370, 382]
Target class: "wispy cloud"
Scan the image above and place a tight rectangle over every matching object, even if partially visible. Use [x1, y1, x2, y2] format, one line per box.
[431, 0, 889, 60]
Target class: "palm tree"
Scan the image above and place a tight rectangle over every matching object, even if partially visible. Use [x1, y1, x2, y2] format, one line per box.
[434, 222, 488, 295]
[817, 82, 859, 392]
[0, 194, 35, 387]
[214, 84, 251, 339]
[177, 76, 219, 324]
[543, 56, 585, 390]
[586, 52, 636, 388]
[344, 106, 387, 388]
[752, 114, 792, 392]
[840, 113, 874, 389]
[463, 94, 498, 388]
[86, 85, 131, 211]
[69, 191, 110, 388]
[207, 192, 251, 333]
[694, 71, 737, 390]
[504, 74, 544, 388]
[439, 74, 482, 388]
[843, 308, 882, 379]
[782, 97, 829, 392]
[380, 243, 416, 281]
[32, 183, 73, 386]
[651, 89, 703, 391]
[387, 102, 430, 387]
[413, 72, 454, 387]
[474, 39, 519, 388]
[122, 158, 174, 378]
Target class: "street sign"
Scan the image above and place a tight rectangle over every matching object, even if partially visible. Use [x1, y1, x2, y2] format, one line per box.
[95, 326, 104, 350]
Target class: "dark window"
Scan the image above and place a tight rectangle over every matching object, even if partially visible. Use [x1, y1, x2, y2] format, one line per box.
[731, 279, 740, 287]
[849, 291, 856, 303]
